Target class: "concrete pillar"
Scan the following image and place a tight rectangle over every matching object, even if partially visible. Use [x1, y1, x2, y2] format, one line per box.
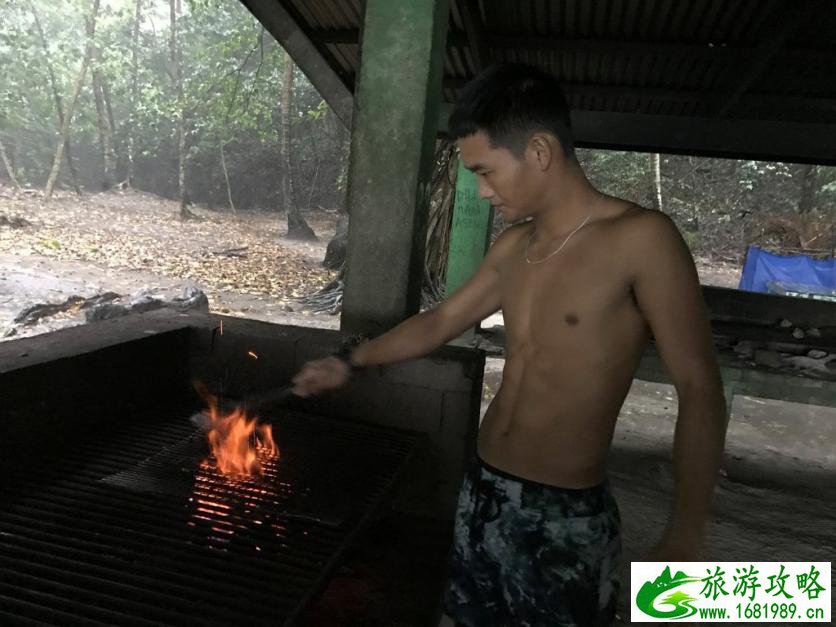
[341, 0, 450, 335]
[445, 159, 493, 339]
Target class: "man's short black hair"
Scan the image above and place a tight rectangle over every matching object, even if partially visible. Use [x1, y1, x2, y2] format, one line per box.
[448, 64, 575, 159]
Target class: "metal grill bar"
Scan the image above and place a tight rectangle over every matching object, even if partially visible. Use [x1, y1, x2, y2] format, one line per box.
[0, 406, 420, 626]
[0, 606, 56, 627]
[0, 594, 106, 626]
[0, 571, 161, 627]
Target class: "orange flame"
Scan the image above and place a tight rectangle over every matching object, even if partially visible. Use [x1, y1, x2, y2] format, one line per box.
[194, 383, 278, 480]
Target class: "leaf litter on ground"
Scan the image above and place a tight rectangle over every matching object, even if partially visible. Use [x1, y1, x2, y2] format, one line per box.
[0, 187, 338, 313]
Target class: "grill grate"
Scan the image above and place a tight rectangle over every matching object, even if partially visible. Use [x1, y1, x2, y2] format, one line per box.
[0, 405, 420, 626]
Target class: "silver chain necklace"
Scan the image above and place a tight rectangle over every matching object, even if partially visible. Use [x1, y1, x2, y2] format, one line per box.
[524, 194, 603, 265]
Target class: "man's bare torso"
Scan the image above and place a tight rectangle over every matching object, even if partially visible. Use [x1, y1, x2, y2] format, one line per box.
[480, 200, 651, 488]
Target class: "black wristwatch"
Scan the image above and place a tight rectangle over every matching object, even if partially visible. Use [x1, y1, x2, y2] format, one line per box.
[332, 334, 366, 374]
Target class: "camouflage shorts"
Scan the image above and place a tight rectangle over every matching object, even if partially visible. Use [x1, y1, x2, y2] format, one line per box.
[443, 455, 621, 626]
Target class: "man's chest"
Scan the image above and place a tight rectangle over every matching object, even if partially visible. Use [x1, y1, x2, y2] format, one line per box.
[497, 246, 640, 342]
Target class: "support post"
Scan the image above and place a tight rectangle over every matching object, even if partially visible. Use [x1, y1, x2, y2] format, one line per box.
[445, 158, 493, 341]
[341, 0, 450, 335]
[720, 367, 742, 425]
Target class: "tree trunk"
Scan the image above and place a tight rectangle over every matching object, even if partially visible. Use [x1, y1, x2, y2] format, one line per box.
[323, 212, 348, 269]
[126, 0, 142, 186]
[29, 0, 82, 195]
[170, 0, 194, 219]
[796, 164, 818, 214]
[44, 0, 100, 200]
[102, 75, 118, 174]
[92, 47, 117, 190]
[0, 136, 21, 189]
[219, 143, 236, 214]
[8, 138, 16, 177]
[323, 108, 350, 267]
[650, 153, 663, 211]
[103, 77, 116, 142]
[280, 52, 316, 240]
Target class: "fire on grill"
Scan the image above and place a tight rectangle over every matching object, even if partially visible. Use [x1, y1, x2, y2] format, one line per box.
[193, 381, 278, 479]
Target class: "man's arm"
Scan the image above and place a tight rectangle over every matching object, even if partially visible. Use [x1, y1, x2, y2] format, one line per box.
[292, 226, 518, 396]
[349, 235, 505, 367]
[630, 211, 727, 557]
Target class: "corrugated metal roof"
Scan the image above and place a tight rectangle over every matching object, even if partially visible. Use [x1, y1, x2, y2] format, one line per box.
[268, 0, 836, 128]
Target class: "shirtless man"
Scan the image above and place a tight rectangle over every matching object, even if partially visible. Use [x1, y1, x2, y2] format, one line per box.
[292, 64, 728, 626]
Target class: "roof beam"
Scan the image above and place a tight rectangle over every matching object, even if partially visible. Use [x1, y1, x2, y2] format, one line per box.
[489, 35, 735, 60]
[440, 78, 836, 117]
[239, 0, 354, 128]
[714, 1, 821, 117]
[310, 29, 835, 67]
[574, 111, 836, 165]
[438, 104, 836, 165]
[309, 28, 358, 45]
[567, 111, 836, 165]
[314, 27, 466, 47]
[458, 0, 491, 72]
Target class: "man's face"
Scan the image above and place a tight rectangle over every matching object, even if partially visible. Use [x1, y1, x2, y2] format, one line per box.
[456, 130, 541, 223]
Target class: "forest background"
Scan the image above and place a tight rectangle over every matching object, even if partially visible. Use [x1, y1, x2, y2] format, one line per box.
[1, 0, 833, 302]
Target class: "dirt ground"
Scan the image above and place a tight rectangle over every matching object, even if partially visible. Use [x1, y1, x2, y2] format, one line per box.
[2, 187, 833, 624]
[0, 185, 747, 334]
[0, 186, 340, 336]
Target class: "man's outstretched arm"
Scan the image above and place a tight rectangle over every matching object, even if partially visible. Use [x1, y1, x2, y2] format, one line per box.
[631, 211, 727, 558]
[292, 226, 519, 396]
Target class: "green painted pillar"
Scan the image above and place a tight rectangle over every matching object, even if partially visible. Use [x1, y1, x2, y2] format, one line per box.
[445, 159, 493, 335]
[720, 367, 740, 424]
[341, 0, 450, 335]
[446, 160, 493, 293]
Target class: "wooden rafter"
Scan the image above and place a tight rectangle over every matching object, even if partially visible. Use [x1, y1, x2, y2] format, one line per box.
[436, 79, 836, 118]
[437, 104, 836, 165]
[457, 0, 490, 73]
[310, 29, 835, 68]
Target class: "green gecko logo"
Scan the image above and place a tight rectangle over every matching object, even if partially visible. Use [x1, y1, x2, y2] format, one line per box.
[636, 566, 703, 619]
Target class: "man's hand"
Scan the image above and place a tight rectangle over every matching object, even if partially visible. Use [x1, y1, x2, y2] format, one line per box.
[291, 357, 351, 397]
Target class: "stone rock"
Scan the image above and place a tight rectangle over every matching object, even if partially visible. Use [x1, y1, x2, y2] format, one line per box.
[85, 286, 208, 322]
[733, 341, 755, 358]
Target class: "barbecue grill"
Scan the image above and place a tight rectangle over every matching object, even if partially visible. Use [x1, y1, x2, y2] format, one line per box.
[0, 310, 485, 625]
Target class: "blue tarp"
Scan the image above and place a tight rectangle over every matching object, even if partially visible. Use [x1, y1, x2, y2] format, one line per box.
[738, 245, 835, 298]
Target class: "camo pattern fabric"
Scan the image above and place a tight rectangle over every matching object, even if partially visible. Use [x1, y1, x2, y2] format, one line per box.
[444, 456, 621, 626]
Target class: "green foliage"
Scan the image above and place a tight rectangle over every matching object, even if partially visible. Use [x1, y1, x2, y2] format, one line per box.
[0, 0, 347, 209]
[0, 0, 831, 256]
[579, 149, 834, 256]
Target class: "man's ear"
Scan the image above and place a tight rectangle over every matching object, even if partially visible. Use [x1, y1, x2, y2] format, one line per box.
[527, 133, 557, 171]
